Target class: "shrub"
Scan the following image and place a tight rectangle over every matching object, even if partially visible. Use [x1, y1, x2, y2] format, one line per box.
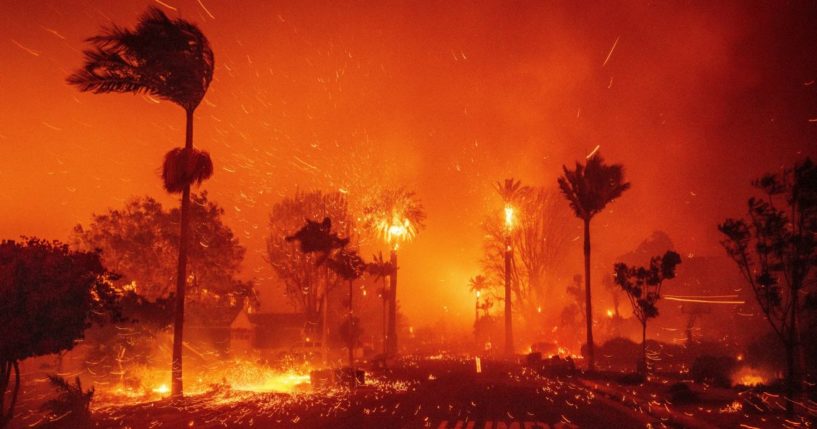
[41, 375, 93, 428]
[690, 355, 737, 388]
[667, 382, 698, 403]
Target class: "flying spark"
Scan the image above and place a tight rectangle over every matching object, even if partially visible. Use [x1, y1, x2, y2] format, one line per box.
[602, 36, 620, 67]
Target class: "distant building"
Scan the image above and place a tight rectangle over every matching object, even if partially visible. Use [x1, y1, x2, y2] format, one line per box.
[229, 308, 310, 356]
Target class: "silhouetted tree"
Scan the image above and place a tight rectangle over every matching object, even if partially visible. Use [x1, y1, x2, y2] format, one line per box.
[285, 213, 351, 362]
[558, 153, 630, 370]
[286, 217, 349, 263]
[267, 191, 353, 324]
[73, 194, 254, 376]
[68, 6, 215, 397]
[0, 238, 119, 428]
[614, 251, 682, 375]
[719, 158, 817, 413]
[73, 193, 254, 313]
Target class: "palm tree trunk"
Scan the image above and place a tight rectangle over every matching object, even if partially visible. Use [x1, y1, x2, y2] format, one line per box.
[348, 279, 354, 374]
[584, 218, 595, 371]
[641, 322, 647, 375]
[321, 273, 328, 365]
[382, 279, 387, 355]
[388, 249, 398, 356]
[785, 286, 799, 415]
[504, 234, 513, 355]
[171, 109, 194, 398]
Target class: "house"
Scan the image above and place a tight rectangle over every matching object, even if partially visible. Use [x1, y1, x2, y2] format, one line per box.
[229, 308, 311, 357]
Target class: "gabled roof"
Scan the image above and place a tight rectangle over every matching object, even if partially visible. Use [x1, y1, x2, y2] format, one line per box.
[230, 307, 254, 330]
[246, 312, 308, 328]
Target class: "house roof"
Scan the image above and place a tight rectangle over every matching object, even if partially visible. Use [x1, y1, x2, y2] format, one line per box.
[244, 312, 308, 329]
[231, 307, 254, 330]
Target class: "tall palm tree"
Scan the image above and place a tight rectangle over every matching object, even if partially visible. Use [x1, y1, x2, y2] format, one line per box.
[468, 274, 489, 323]
[495, 178, 528, 355]
[68, 7, 214, 397]
[286, 216, 350, 363]
[367, 252, 395, 354]
[327, 248, 366, 378]
[362, 188, 426, 356]
[557, 153, 630, 371]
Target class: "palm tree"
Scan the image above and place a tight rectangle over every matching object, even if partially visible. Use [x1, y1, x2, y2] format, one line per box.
[286, 216, 350, 363]
[327, 248, 366, 379]
[367, 252, 396, 354]
[362, 188, 426, 356]
[557, 153, 630, 371]
[68, 6, 214, 397]
[469, 274, 489, 326]
[495, 178, 528, 355]
[468, 275, 489, 295]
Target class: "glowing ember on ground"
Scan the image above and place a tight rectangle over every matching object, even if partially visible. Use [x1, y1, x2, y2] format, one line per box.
[732, 367, 767, 387]
[93, 359, 313, 407]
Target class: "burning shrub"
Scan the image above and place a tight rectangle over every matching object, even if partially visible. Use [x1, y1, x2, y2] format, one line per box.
[690, 355, 737, 388]
[731, 366, 771, 389]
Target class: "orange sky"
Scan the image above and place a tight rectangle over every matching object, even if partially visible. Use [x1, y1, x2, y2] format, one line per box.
[1, 1, 816, 326]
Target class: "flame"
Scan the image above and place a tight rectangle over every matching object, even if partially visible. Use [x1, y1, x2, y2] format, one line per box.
[732, 367, 767, 387]
[97, 359, 312, 406]
[606, 309, 614, 318]
[738, 373, 765, 387]
[503, 205, 514, 230]
[151, 384, 170, 395]
[377, 216, 415, 248]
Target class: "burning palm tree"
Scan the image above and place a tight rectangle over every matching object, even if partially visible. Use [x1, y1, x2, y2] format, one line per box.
[362, 188, 425, 356]
[557, 153, 630, 371]
[495, 178, 528, 355]
[68, 6, 215, 397]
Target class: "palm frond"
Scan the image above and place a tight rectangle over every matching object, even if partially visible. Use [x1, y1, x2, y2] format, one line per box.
[68, 6, 214, 111]
[162, 147, 214, 193]
[557, 152, 630, 220]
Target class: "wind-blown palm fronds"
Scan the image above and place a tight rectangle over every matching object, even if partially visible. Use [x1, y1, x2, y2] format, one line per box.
[557, 153, 630, 221]
[162, 147, 214, 193]
[67, 7, 214, 112]
[557, 152, 630, 371]
[495, 178, 529, 205]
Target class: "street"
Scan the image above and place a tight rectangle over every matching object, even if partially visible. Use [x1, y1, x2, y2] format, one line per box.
[90, 358, 649, 429]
